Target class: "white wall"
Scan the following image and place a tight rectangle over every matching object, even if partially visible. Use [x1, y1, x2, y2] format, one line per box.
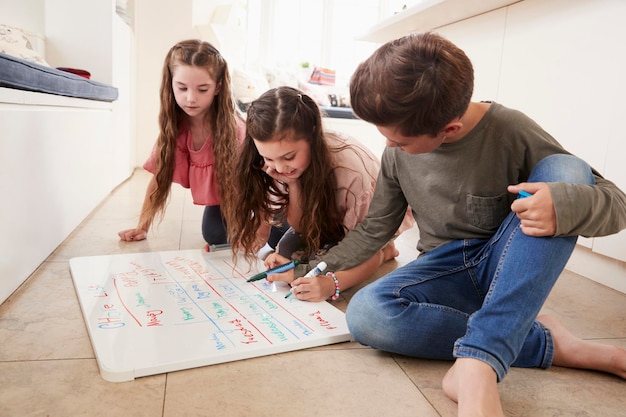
[0, 0, 134, 304]
[133, 0, 195, 166]
[339, 0, 626, 292]
[0, 0, 45, 32]
[438, 0, 626, 187]
[45, 1, 115, 83]
[435, 0, 626, 291]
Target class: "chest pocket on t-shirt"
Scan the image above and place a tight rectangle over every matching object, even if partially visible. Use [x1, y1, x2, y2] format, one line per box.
[466, 193, 510, 232]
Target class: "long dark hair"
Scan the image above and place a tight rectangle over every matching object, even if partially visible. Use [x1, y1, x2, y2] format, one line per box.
[225, 86, 346, 263]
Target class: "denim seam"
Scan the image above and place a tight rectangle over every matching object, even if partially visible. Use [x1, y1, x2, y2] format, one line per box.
[392, 263, 470, 297]
[482, 219, 521, 308]
[421, 302, 471, 317]
[538, 322, 555, 369]
[462, 240, 485, 299]
[454, 216, 521, 381]
[470, 213, 517, 268]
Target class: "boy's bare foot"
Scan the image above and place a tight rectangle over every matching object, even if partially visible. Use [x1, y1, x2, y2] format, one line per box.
[537, 315, 626, 379]
[442, 358, 504, 417]
[382, 240, 399, 262]
[439, 316, 625, 416]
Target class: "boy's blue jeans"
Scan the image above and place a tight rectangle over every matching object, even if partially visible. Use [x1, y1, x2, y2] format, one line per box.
[345, 154, 595, 381]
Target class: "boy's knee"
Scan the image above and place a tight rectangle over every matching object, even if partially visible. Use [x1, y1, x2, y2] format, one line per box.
[530, 154, 594, 185]
[345, 289, 375, 339]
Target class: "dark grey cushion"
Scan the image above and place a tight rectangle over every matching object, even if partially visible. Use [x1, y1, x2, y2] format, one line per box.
[0, 52, 118, 102]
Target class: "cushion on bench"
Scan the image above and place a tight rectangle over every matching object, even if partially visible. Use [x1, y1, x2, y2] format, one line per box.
[0, 52, 118, 102]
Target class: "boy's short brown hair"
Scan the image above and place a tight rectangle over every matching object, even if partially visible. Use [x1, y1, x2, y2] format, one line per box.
[350, 32, 474, 137]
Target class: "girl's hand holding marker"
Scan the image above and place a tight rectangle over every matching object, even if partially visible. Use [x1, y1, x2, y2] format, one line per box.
[285, 262, 327, 299]
[246, 257, 330, 300]
[246, 259, 300, 282]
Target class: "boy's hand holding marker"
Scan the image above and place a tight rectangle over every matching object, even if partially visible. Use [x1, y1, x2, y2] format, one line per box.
[508, 182, 557, 237]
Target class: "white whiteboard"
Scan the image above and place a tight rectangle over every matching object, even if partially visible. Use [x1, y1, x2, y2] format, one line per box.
[69, 249, 351, 382]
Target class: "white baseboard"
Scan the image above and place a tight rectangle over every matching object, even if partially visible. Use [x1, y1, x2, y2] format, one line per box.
[566, 245, 626, 294]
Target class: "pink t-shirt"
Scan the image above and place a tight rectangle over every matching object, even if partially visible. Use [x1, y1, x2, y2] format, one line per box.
[143, 117, 245, 206]
[328, 132, 414, 234]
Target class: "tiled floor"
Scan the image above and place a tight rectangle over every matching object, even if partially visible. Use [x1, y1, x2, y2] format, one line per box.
[1, 168, 625, 417]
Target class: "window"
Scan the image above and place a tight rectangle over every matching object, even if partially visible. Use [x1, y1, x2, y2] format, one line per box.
[244, 0, 385, 86]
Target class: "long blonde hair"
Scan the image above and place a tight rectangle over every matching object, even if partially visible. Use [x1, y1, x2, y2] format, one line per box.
[140, 39, 239, 229]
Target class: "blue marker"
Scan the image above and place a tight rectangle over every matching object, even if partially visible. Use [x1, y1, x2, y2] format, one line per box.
[285, 261, 327, 299]
[517, 190, 532, 199]
[247, 260, 301, 282]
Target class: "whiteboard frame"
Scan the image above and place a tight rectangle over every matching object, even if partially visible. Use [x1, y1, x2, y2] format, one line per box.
[70, 249, 352, 382]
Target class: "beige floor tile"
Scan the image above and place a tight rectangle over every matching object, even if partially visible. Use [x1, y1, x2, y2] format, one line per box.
[0, 261, 93, 361]
[49, 216, 186, 261]
[392, 357, 458, 417]
[182, 193, 206, 221]
[179, 218, 207, 250]
[163, 348, 440, 417]
[497, 365, 626, 417]
[395, 353, 626, 417]
[541, 270, 626, 338]
[0, 359, 165, 417]
[2, 168, 625, 417]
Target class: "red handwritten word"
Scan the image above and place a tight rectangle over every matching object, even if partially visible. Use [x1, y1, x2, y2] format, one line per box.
[185, 259, 211, 279]
[309, 310, 337, 330]
[130, 261, 166, 282]
[141, 270, 164, 281]
[146, 309, 163, 327]
[165, 257, 194, 277]
[229, 318, 258, 344]
[117, 272, 139, 288]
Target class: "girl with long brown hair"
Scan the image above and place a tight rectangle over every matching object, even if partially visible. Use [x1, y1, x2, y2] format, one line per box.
[224, 86, 412, 301]
[118, 39, 244, 247]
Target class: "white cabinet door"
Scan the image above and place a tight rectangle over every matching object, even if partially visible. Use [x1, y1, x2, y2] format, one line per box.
[591, 97, 626, 262]
[499, 0, 626, 262]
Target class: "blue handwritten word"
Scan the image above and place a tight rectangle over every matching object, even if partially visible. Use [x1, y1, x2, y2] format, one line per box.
[165, 284, 187, 304]
[87, 285, 108, 298]
[191, 284, 211, 299]
[292, 320, 313, 336]
[211, 333, 227, 350]
[218, 283, 236, 297]
[97, 303, 125, 329]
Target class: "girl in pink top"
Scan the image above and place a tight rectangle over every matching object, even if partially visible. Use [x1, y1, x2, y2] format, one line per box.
[224, 86, 413, 301]
[118, 40, 244, 246]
